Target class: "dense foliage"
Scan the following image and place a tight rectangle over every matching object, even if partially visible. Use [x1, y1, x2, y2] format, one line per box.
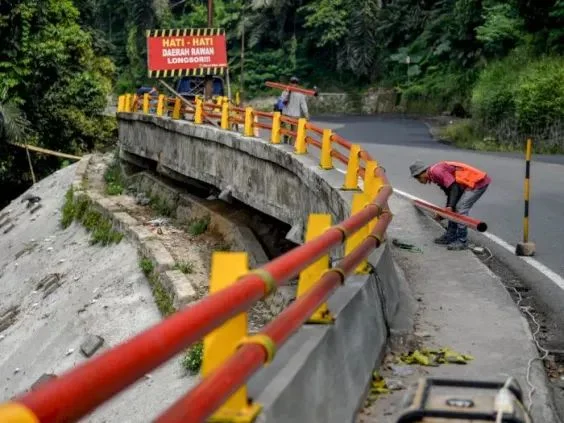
[1, 0, 563, 207]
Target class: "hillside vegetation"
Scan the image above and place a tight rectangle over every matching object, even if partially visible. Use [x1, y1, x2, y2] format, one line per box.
[1, 0, 563, 207]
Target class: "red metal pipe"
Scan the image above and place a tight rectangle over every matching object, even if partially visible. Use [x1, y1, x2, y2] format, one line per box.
[17, 277, 266, 422]
[16, 186, 391, 422]
[413, 198, 488, 232]
[305, 122, 323, 135]
[265, 81, 318, 97]
[253, 110, 273, 118]
[156, 212, 393, 423]
[280, 115, 298, 125]
[279, 128, 297, 138]
[255, 122, 272, 130]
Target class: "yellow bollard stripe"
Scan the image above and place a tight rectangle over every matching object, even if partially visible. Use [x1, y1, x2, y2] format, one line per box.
[247, 269, 277, 298]
[237, 334, 277, 364]
[0, 403, 40, 423]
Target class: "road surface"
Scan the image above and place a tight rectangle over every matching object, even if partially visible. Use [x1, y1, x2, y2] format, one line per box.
[313, 115, 564, 278]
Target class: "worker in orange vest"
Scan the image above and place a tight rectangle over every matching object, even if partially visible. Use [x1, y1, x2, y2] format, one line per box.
[409, 160, 491, 250]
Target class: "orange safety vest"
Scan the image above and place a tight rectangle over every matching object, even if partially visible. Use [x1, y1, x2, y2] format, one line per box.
[445, 161, 487, 190]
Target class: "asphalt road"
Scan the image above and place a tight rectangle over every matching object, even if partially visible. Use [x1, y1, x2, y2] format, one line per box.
[313, 115, 564, 278]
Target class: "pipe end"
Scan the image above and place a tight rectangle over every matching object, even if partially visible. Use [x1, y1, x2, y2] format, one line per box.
[477, 222, 488, 232]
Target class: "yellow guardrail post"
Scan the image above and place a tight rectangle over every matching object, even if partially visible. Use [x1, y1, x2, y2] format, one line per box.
[364, 160, 379, 231]
[132, 95, 139, 112]
[297, 214, 334, 323]
[294, 118, 307, 154]
[244, 107, 254, 137]
[172, 97, 182, 120]
[271, 112, 281, 144]
[345, 194, 371, 274]
[195, 97, 203, 124]
[202, 252, 262, 422]
[320, 129, 334, 170]
[143, 93, 150, 114]
[156, 95, 165, 116]
[342, 144, 362, 190]
[0, 402, 40, 422]
[117, 95, 125, 113]
[124, 94, 132, 112]
[221, 101, 229, 129]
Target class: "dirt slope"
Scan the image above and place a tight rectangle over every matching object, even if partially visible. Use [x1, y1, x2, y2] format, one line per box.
[0, 164, 195, 422]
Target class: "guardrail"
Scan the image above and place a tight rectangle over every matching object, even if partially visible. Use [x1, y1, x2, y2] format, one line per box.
[0, 93, 394, 423]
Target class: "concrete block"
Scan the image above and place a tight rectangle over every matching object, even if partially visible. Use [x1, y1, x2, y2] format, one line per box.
[80, 334, 105, 358]
[112, 212, 139, 232]
[160, 270, 198, 309]
[128, 225, 155, 243]
[141, 240, 175, 273]
[92, 196, 121, 213]
[516, 241, 536, 257]
[30, 373, 57, 391]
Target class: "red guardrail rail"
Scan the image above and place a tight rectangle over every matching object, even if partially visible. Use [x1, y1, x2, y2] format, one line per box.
[0, 93, 394, 423]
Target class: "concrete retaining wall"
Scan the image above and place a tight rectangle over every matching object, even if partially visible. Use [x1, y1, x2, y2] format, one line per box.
[116, 113, 413, 423]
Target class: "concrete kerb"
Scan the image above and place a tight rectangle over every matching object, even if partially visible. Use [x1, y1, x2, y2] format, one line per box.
[69, 155, 196, 310]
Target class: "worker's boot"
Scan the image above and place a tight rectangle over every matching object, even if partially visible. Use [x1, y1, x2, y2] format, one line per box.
[434, 234, 455, 245]
[434, 221, 456, 245]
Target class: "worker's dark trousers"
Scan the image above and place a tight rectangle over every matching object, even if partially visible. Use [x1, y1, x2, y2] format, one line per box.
[448, 185, 489, 243]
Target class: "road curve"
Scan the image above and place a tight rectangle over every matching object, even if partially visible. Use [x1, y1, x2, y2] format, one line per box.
[313, 115, 564, 279]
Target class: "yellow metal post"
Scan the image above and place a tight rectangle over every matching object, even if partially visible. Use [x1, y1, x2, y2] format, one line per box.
[364, 160, 379, 200]
[124, 94, 132, 112]
[342, 144, 362, 190]
[244, 107, 254, 137]
[132, 95, 139, 112]
[364, 160, 379, 232]
[195, 97, 203, 124]
[172, 98, 182, 120]
[117, 95, 125, 113]
[0, 402, 40, 423]
[221, 101, 229, 129]
[294, 118, 307, 154]
[203, 252, 262, 422]
[271, 112, 281, 144]
[345, 194, 371, 274]
[320, 129, 334, 170]
[297, 214, 334, 323]
[156, 95, 165, 116]
[143, 93, 150, 114]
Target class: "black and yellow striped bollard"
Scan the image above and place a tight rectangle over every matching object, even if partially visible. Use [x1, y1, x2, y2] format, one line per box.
[516, 137, 536, 256]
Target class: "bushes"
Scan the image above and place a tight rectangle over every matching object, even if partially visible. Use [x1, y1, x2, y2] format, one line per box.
[471, 53, 564, 151]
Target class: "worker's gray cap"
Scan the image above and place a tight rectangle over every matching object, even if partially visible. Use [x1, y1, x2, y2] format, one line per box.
[409, 160, 428, 177]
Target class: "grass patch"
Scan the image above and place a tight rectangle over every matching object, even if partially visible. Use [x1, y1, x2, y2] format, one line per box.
[175, 261, 194, 274]
[60, 188, 123, 245]
[104, 157, 125, 196]
[438, 120, 518, 152]
[150, 196, 174, 217]
[140, 258, 155, 275]
[187, 216, 210, 236]
[182, 342, 203, 374]
[139, 256, 176, 317]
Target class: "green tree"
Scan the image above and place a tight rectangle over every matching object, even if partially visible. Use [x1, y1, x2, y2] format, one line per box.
[0, 0, 114, 206]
